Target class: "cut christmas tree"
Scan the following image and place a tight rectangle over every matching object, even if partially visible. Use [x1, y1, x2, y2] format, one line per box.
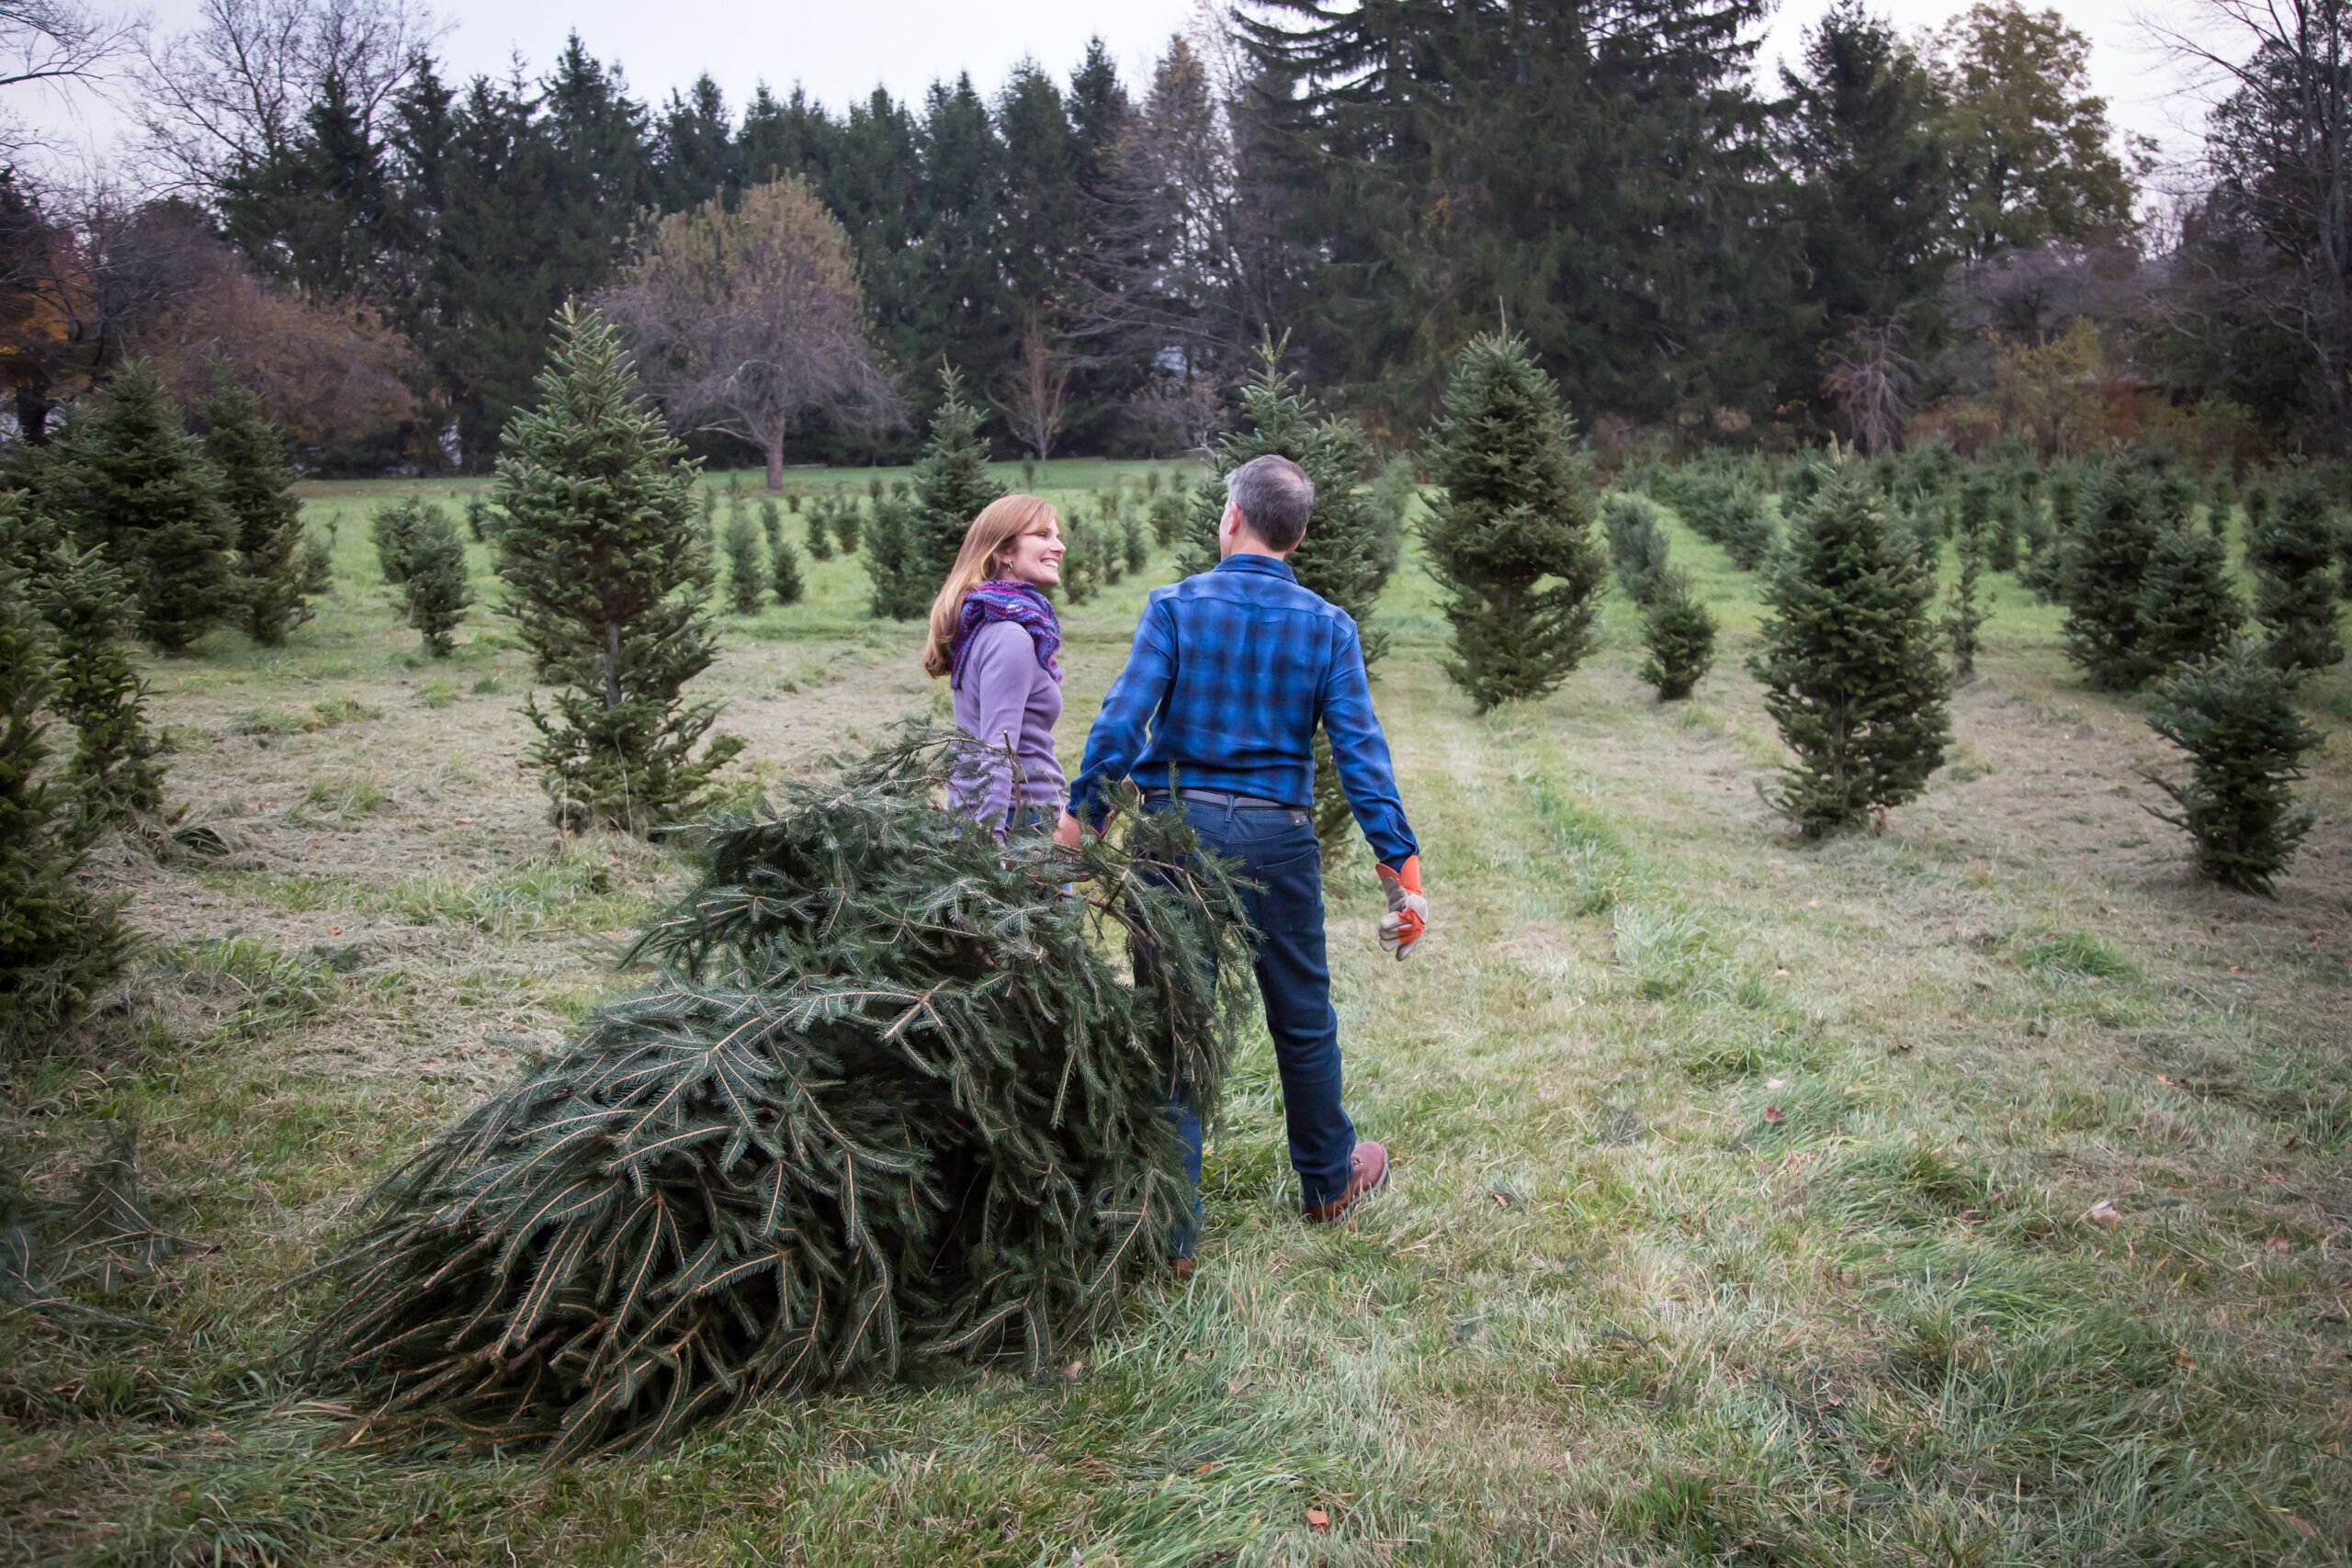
[303, 731, 1250, 1460]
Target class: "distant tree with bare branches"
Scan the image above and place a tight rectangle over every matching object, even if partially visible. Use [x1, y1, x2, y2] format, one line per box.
[991, 309, 1070, 465]
[600, 175, 899, 491]
[1820, 318, 1918, 454]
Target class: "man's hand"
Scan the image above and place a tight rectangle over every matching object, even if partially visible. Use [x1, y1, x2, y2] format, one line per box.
[1375, 857, 1428, 961]
[1054, 809, 1085, 849]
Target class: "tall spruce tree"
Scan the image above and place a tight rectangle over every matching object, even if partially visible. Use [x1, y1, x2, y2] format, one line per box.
[1420, 333, 1606, 711]
[1751, 476, 1951, 836]
[2144, 637, 2322, 895]
[200, 382, 311, 646]
[0, 563, 126, 1055]
[1780, 1, 1953, 371]
[2246, 472, 2346, 671]
[492, 305, 744, 832]
[1184, 343, 1391, 841]
[36, 544, 164, 824]
[57, 361, 236, 654]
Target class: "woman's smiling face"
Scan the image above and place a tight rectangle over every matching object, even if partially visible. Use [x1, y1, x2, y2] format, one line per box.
[999, 519, 1065, 587]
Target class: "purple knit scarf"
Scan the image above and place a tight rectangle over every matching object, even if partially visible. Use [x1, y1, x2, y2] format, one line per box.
[948, 580, 1062, 689]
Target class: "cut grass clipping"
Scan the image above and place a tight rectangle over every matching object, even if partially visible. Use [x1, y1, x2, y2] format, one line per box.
[300, 731, 1250, 1461]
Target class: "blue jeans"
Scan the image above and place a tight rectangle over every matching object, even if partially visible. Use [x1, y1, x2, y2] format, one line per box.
[1151, 797, 1357, 1258]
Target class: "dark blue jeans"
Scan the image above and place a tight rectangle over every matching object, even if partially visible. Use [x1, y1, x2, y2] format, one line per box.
[1152, 797, 1356, 1258]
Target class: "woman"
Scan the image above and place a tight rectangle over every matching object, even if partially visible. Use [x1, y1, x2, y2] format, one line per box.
[922, 494, 1069, 838]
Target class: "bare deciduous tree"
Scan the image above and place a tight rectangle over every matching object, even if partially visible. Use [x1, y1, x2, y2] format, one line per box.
[2147, 0, 2352, 439]
[990, 309, 1069, 464]
[0, 0, 141, 92]
[133, 0, 446, 192]
[1820, 317, 1919, 455]
[598, 175, 900, 491]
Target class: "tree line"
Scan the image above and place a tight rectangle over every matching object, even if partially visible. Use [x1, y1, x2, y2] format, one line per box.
[6, 0, 2345, 470]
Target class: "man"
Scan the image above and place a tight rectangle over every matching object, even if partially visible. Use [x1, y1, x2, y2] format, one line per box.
[1058, 453, 1429, 1273]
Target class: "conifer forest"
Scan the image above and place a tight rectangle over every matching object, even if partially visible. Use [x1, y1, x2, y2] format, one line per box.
[3, 1, 2351, 1563]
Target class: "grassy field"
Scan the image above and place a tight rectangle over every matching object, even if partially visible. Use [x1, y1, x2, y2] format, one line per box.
[5, 458, 2350, 1566]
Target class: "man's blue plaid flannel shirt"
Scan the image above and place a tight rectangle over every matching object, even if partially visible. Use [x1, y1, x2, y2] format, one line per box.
[1068, 553, 1419, 868]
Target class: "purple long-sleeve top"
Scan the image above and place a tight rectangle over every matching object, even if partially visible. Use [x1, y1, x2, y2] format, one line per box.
[950, 619, 1066, 834]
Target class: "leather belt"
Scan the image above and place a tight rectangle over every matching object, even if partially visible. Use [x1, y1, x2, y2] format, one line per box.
[1141, 786, 1301, 812]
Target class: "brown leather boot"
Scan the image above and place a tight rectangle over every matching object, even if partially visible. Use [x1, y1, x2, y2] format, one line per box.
[1302, 1140, 1389, 1224]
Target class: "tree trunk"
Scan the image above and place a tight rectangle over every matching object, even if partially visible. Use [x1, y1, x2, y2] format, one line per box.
[765, 436, 785, 493]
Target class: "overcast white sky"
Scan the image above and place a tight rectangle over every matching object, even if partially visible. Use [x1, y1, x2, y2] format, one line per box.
[13, 0, 2213, 177]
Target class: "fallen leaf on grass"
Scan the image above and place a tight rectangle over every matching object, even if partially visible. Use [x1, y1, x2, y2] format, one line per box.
[1761, 1105, 1786, 1125]
[2265, 1235, 2291, 1255]
[1306, 1507, 1330, 1533]
[2175, 1349, 2195, 1369]
[1765, 1077, 1787, 1090]
[1061, 1360, 1085, 1381]
[2085, 1201, 2121, 1226]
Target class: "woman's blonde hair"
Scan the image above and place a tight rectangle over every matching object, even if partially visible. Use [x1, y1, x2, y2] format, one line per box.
[921, 493, 1062, 678]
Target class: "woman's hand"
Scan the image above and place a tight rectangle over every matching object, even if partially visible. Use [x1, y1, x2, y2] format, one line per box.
[1053, 809, 1086, 849]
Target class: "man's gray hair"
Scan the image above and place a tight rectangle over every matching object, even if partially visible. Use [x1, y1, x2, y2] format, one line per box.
[1226, 454, 1315, 552]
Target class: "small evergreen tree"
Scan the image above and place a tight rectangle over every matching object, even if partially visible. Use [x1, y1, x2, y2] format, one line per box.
[1639, 569, 1716, 700]
[2246, 472, 2345, 672]
[1751, 478, 1950, 837]
[1185, 341, 1391, 841]
[1419, 332, 1607, 711]
[2060, 457, 2166, 690]
[724, 515, 766, 614]
[772, 538, 804, 604]
[909, 367, 1003, 591]
[1719, 485, 1779, 570]
[492, 304, 744, 833]
[57, 360, 235, 654]
[36, 543, 164, 822]
[200, 382, 311, 646]
[1987, 493, 2020, 573]
[1149, 490, 1183, 548]
[805, 503, 834, 561]
[0, 564, 126, 1054]
[1603, 492, 1672, 604]
[833, 499, 861, 554]
[759, 497, 782, 554]
[465, 493, 491, 542]
[1122, 511, 1148, 577]
[2134, 526, 2244, 674]
[1058, 513, 1100, 604]
[2144, 637, 2322, 895]
[2208, 467, 2235, 539]
[301, 530, 334, 598]
[864, 496, 922, 619]
[1944, 513, 1986, 680]
[371, 496, 430, 588]
[403, 506, 473, 658]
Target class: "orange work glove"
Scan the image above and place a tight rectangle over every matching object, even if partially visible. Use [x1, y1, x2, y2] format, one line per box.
[1374, 856, 1428, 961]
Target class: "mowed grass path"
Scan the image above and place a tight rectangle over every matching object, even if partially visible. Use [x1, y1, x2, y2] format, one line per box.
[4, 463, 2349, 1565]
